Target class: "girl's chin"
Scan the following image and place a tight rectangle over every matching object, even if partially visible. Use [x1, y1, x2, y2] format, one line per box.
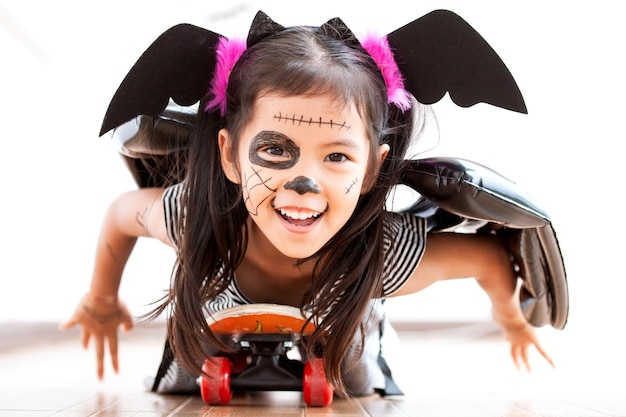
[249, 212, 337, 258]
[264, 233, 328, 259]
[273, 242, 323, 260]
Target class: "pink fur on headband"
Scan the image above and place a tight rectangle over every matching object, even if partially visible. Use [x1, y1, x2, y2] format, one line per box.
[206, 33, 411, 115]
[205, 37, 247, 116]
[359, 33, 412, 112]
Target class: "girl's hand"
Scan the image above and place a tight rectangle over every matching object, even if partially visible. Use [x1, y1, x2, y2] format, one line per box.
[60, 293, 134, 379]
[501, 321, 555, 372]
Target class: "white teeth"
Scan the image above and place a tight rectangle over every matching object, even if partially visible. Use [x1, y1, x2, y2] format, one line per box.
[278, 208, 321, 220]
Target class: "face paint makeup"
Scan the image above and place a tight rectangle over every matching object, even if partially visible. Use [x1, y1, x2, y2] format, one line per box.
[230, 94, 372, 260]
[284, 176, 322, 195]
[249, 130, 300, 170]
[273, 112, 351, 130]
[345, 177, 359, 194]
[242, 166, 277, 216]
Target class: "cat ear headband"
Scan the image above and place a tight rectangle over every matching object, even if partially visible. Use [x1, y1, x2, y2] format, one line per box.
[99, 9, 527, 136]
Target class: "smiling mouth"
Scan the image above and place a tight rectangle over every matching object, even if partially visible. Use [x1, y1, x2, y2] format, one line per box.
[276, 208, 324, 226]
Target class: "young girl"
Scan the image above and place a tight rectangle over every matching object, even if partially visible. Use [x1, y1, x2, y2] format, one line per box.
[62, 10, 554, 398]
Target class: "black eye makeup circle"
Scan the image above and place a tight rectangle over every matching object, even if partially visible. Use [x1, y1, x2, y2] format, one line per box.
[249, 130, 300, 170]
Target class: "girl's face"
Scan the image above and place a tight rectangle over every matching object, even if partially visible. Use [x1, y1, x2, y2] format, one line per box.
[219, 94, 389, 259]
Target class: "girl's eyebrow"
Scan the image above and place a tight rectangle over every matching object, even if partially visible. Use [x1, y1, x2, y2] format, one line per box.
[322, 139, 361, 149]
[273, 112, 351, 130]
[253, 130, 291, 141]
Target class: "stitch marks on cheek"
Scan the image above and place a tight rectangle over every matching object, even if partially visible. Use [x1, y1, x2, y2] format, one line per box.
[274, 112, 351, 130]
[345, 177, 359, 194]
[243, 166, 277, 216]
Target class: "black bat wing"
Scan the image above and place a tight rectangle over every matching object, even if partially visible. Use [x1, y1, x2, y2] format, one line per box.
[401, 157, 569, 329]
[388, 10, 527, 113]
[99, 23, 221, 136]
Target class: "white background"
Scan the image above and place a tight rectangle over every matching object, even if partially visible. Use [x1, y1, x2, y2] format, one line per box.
[1, 1, 623, 344]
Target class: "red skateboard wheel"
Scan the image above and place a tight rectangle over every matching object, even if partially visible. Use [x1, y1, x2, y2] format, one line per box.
[303, 358, 333, 407]
[200, 357, 232, 405]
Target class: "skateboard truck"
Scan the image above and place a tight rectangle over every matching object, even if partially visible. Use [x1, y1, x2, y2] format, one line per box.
[198, 333, 333, 406]
[229, 333, 304, 392]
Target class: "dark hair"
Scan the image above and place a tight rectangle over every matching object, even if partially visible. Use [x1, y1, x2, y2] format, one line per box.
[160, 24, 420, 396]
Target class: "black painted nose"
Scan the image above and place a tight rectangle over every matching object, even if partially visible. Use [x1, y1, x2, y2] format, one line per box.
[284, 176, 321, 195]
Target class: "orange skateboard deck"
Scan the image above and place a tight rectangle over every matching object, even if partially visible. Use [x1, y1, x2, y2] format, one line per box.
[207, 303, 316, 336]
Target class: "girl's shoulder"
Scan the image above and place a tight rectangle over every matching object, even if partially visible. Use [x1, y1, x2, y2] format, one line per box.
[381, 212, 428, 297]
[163, 182, 185, 203]
[162, 182, 186, 248]
[384, 211, 427, 239]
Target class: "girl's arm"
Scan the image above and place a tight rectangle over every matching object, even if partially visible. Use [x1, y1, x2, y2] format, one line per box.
[60, 187, 170, 379]
[393, 232, 554, 371]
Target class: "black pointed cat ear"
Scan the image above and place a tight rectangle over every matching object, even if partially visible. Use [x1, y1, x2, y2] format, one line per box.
[319, 17, 361, 48]
[247, 10, 285, 46]
[99, 24, 222, 136]
[387, 10, 527, 113]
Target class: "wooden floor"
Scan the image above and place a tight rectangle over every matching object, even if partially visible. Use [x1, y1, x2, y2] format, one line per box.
[0, 321, 624, 416]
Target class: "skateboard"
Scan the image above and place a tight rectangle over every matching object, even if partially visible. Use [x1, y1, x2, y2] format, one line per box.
[197, 303, 334, 407]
